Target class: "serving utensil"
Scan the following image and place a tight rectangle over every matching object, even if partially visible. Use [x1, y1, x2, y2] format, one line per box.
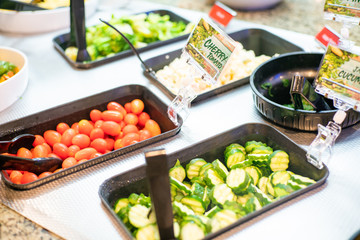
[0, 134, 35, 154]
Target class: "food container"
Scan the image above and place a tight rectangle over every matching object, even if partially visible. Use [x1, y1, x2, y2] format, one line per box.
[250, 52, 360, 131]
[220, 0, 283, 10]
[99, 123, 328, 239]
[143, 28, 303, 103]
[53, 9, 191, 69]
[0, 0, 98, 34]
[0, 84, 182, 190]
[0, 46, 28, 112]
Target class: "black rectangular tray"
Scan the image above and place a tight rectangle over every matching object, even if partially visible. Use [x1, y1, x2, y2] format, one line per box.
[53, 9, 191, 69]
[0, 84, 182, 190]
[143, 28, 304, 103]
[99, 123, 328, 239]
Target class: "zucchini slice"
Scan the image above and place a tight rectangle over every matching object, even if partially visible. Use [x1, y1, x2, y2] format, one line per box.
[180, 195, 206, 215]
[210, 209, 238, 233]
[290, 174, 316, 186]
[248, 184, 272, 206]
[225, 148, 246, 169]
[180, 221, 205, 240]
[173, 201, 195, 217]
[250, 146, 273, 154]
[226, 168, 251, 194]
[204, 206, 222, 218]
[244, 166, 262, 186]
[269, 170, 291, 186]
[268, 150, 290, 171]
[244, 141, 267, 153]
[186, 158, 208, 180]
[210, 183, 236, 206]
[170, 176, 192, 195]
[212, 159, 229, 180]
[135, 224, 159, 240]
[204, 168, 224, 187]
[257, 176, 269, 194]
[169, 164, 186, 183]
[128, 204, 152, 228]
[114, 198, 129, 214]
[230, 158, 253, 170]
[224, 143, 245, 156]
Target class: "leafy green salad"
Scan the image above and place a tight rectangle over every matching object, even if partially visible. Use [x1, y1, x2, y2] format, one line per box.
[65, 13, 194, 62]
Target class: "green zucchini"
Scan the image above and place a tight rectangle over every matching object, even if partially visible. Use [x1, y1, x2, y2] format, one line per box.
[244, 196, 262, 214]
[209, 209, 238, 233]
[290, 174, 316, 186]
[224, 143, 245, 156]
[244, 166, 262, 186]
[114, 198, 129, 214]
[210, 183, 236, 206]
[173, 201, 195, 217]
[230, 158, 253, 169]
[250, 146, 273, 154]
[204, 206, 221, 218]
[225, 148, 246, 169]
[257, 176, 269, 194]
[186, 158, 208, 180]
[269, 170, 291, 186]
[244, 141, 267, 153]
[204, 168, 224, 187]
[226, 168, 251, 194]
[128, 204, 153, 228]
[135, 224, 159, 240]
[268, 150, 290, 171]
[180, 195, 206, 215]
[248, 184, 272, 206]
[169, 161, 186, 183]
[170, 176, 192, 195]
[212, 159, 229, 180]
[180, 221, 205, 240]
[199, 163, 213, 177]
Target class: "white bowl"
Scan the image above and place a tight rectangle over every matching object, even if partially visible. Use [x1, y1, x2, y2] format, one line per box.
[0, 47, 28, 112]
[220, 0, 282, 10]
[0, 0, 98, 34]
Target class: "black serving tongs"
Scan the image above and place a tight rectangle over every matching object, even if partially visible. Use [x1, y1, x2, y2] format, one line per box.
[145, 149, 175, 240]
[290, 75, 331, 111]
[69, 0, 91, 62]
[99, 18, 155, 74]
[0, 134, 62, 175]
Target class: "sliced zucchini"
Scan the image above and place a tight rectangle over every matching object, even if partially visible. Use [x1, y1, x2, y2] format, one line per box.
[287, 179, 307, 191]
[180, 195, 206, 215]
[135, 224, 159, 240]
[199, 163, 213, 178]
[290, 174, 316, 186]
[226, 168, 251, 194]
[186, 158, 208, 180]
[173, 201, 195, 217]
[114, 198, 129, 214]
[225, 148, 246, 169]
[250, 146, 273, 154]
[268, 150, 290, 171]
[128, 204, 152, 228]
[224, 143, 245, 156]
[190, 176, 205, 186]
[222, 201, 246, 217]
[244, 196, 262, 214]
[169, 164, 186, 183]
[244, 141, 267, 153]
[244, 166, 262, 186]
[273, 183, 294, 198]
[257, 176, 269, 194]
[269, 170, 291, 186]
[180, 221, 205, 240]
[170, 176, 192, 195]
[212, 159, 229, 180]
[191, 182, 205, 198]
[210, 183, 236, 206]
[204, 205, 222, 218]
[248, 183, 272, 206]
[230, 158, 253, 170]
[209, 209, 238, 233]
[248, 153, 270, 167]
[204, 168, 224, 187]
[173, 221, 180, 239]
[236, 193, 253, 206]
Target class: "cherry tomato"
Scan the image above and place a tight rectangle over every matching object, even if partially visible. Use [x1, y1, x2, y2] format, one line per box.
[94, 120, 104, 128]
[62, 157, 77, 169]
[124, 102, 132, 113]
[33, 135, 46, 147]
[90, 138, 107, 153]
[144, 119, 161, 137]
[38, 172, 52, 179]
[56, 122, 70, 135]
[48, 153, 60, 159]
[77, 159, 88, 164]
[90, 128, 105, 140]
[131, 99, 145, 115]
[68, 145, 80, 157]
[61, 128, 77, 147]
[138, 112, 150, 127]
[101, 121, 121, 136]
[52, 142, 69, 160]
[71, 122, 79, 133]
[17, 147, 33, 159]
[122, 124, 139, 135]
[139, 129, 152, 141]
[78, 119, 94, 136]
[90, 152, 102, 159]
[42, 143, 52, 155]
[21, 172, 38, 184]
[43, 130, 61, 147]
[74, 147, 97, 161]
[114, 139, 123, 150]
[102, 110, 123, 123]
[122, 133, 140, 147]
[10, 170, 23, 184]
[104, 138, 115, 151]
[71, 134, 91, 149]
[90, 109, 102, 122]
[107, 101, 127, 117]
[124, 113, 138, 125]
[32, 144, 49, 158]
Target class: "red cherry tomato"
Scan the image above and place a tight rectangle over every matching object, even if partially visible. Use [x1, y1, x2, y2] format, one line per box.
[104, 138, 115, 151]
[131, 99, 144, 115]
[32, 144, 49, 158]
[122, 124, 139, 135]
[121, 133, 140, 147]
[144, 119, 161, 137]
[124, 102, 132, 113]
[52, 142, 69, 160]
[90, 128, 105, 140]
[102, 110, 123, 123]
[17, 147, 33, 159]
[138, 112, 150, 127]
[56, 122, 70, 135]
[61, 128, 77, 147]
[107, 102, 127, 117]
[68, 145, 80, 157]
[101, 121, 121, 136]
[78, 119, 94, 136]
[71, 134, 91, 149]
[10, 170, 23, 184]
[43, 130, 61, 147]
[124, 113, 138, 125]
[90, 138, 107, 153]
[74, 147, 97, 161]
[21, 172, 38, 184]
[62, 157, 77, 169]
[33, 135, 46, 147]
[38, 172, 52, 179]
[139, 129, 152, 141]
[90, 109, 102, 122]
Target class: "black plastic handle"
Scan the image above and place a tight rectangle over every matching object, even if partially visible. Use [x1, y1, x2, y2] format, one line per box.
[71, 0, 90, 62]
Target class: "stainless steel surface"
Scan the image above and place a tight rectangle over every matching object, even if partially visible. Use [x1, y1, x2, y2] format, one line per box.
[0, 1, 360, 240]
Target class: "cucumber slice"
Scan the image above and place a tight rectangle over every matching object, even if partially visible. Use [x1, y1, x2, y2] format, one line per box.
[128, 204, 151, 228]
[244, 166, 262, 186]
[226, 168, 251, 194]
[186, 158, 208, 180]
[212, 159, 229, 180]
[191, 182, 205, 198]
[248, 153, 270, 167]
[222, 201, 247, 217]
[180, 195, 206, 215]
[225, 148, 246, 169]
[236, 193, 252, 206]
[173, 221, 180, 239]
[210, 183, 236, 206]
[136, 224, 159, 240]
[114, 198, 129, 214]
[204, 168, 224, 187]
[170, 176, 192, 195]
[169, 165, 186, 183]
[268, 150, 290, 171]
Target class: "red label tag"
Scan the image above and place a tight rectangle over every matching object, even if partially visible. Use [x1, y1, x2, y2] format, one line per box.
[315, 26, 341, 48]
[209, 1, 236, 28]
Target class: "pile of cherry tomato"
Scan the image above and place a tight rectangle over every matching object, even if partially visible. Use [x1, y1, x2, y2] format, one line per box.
[3, 99, 162, 184]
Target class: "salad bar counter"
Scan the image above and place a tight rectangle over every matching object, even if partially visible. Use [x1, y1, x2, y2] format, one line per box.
[1, 1, 360, 240]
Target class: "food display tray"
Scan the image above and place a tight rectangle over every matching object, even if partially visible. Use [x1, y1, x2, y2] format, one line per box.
[99, 123, 328, 239]
[0, 84, 182, 190]
[143, 28, 304, 103]
[53, 9, 191, 69]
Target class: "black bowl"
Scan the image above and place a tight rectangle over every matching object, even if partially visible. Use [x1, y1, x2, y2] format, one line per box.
[250, 52, 360, 131]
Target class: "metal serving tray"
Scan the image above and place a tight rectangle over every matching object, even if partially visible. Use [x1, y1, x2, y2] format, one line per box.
[0, 84, 182, 190]
[99, 123, 328, 239]
[143, 28, 304, 103]
[53, 9, 191, 69]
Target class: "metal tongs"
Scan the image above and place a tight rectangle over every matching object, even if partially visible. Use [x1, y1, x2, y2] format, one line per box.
[290, 75, 331, 111]
[0, 134, 62, 174]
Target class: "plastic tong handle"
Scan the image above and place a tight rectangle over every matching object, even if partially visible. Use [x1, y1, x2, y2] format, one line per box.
[145, 149, 175, 240]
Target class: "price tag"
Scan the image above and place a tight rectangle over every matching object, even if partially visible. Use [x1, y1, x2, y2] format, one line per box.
[315, 44, 360, 111]
[324, 0, 360, 24]
[209, 1, 237, 28]
[315, 25, 341, 49]
[183, 18, 236, 84]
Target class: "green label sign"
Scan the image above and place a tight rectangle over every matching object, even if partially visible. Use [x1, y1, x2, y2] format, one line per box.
[324, 0, 360, 18]
[316, 45, 360, 105]
[184, 18, 235, 81]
